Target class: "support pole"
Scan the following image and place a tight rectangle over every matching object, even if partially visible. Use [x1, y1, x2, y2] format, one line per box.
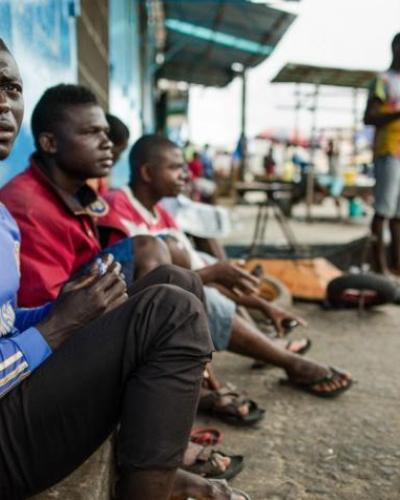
[352, 87, 359, 161]
[306, 83, 320, 221]
[239, 69, 247, 181]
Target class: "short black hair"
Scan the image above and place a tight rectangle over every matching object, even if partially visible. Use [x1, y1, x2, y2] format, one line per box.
[392, 33, 400, 50]
[0, 39, 10, 52]
[129, 134, 178, 184]
[106, 113, 130, 146]
[31, 84, 98, 151]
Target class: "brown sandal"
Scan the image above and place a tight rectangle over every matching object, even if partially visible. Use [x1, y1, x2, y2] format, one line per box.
[183, 442, 244, 480]
[198, 383, 265, 426]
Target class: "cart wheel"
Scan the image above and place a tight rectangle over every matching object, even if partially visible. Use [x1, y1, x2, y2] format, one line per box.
[327, 273, 397, 308]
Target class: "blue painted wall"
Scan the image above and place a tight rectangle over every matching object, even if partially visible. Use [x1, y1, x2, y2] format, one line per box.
[108, 0, 143, 187]
[0, 0, 77, 186]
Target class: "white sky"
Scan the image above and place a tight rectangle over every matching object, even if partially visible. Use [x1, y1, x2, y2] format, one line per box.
[188, 0, 400, 149]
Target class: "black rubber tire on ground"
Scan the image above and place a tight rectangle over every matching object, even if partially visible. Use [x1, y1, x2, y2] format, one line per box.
[327, 273, 397, 308]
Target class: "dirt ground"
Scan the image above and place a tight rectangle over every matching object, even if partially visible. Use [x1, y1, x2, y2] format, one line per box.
[197, 202, 400, 500]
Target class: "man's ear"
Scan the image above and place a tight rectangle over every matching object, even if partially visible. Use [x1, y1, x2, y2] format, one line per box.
[38, 132, 58, 154]
[141, 163, 153, 184]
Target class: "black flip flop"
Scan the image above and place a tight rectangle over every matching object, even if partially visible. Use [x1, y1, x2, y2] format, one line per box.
[211, 453, 244, 481]
[218, 399, 265, 427]
[282, 366, 353, 398]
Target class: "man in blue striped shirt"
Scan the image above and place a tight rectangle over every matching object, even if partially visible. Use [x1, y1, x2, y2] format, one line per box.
[0, 39, 221, 500]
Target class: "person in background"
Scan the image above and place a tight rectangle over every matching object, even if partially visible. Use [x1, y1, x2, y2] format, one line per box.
[87, 112, 130, 194]
[263, 144, 276, 179]
[364, 33, 400, 275]
[183, 139, 195, 163]
[188, 151, 204, 180]
[107, 112, 130, 163]
[201, 144, 214, 180]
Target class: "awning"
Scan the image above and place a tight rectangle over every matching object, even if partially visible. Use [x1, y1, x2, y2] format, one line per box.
[271, 63, 376, 89]
[158, 0, 296, 87]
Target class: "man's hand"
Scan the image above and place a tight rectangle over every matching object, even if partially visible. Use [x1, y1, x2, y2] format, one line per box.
[263, 302, 306, 337]
[37, 254, 128, 349]
[197, 260, 260, 295]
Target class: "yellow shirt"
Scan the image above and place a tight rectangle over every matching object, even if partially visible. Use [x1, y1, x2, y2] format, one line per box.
[370, 71, 400, 158]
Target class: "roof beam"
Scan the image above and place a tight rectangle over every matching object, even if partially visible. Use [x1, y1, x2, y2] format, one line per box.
[165, 18, 274, 56]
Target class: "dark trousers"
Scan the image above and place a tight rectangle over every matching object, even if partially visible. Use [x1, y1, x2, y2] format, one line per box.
[0, 265, 212, 500]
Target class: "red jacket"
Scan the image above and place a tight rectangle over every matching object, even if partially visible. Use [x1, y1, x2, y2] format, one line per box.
[0, 157, 123, 306]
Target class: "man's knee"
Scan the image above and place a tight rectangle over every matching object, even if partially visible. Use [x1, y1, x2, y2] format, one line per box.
[139, 283, 213, 356]
[149, 264, 205, 302]
[133, 235, 172, 275]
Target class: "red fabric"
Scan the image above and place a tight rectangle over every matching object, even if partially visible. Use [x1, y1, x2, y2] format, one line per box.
[0, 162, 104, 306]
[103, 188, 179, 245]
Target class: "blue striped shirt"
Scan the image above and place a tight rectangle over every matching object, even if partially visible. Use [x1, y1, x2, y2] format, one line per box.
[0, 203, 52, 399]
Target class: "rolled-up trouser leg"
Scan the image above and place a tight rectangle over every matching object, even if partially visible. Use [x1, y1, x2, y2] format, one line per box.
[128, 263, 206, 306]
[0, 284, 212, 499]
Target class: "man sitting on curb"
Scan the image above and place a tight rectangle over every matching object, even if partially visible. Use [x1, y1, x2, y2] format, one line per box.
[103, 133, 353, 399]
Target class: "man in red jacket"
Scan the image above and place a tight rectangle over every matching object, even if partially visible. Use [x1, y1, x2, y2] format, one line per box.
[0, 85, 170, 306]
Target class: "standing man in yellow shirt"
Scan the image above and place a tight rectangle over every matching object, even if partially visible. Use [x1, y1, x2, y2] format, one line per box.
[365, 33, 400, 275]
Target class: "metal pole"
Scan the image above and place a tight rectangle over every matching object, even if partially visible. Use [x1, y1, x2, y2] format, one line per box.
[239, 69, 247, 181]
[306, 83, 320, 220]
[352, 87, 359, 161]
[294, 83, 300, 142]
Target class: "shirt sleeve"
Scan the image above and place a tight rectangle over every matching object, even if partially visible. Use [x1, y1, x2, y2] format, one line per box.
[14, 302, 53, 331]
[0, 328, 52, 399]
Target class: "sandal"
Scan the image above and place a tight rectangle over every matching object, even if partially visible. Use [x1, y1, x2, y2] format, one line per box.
[252, 338, 311, 369]
[183, 442, 244, 480]
[190, 427, 222, 447]
[198, 384, 265, 426]
[283, 366, 353, 398]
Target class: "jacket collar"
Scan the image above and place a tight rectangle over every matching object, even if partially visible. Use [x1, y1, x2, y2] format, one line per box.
[29, 155, 101, 216]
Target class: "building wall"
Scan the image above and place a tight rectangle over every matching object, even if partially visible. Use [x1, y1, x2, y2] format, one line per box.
[109, 0, 156, 186]
[77, 0, 109, 109]
[0, 0, 78, 186]
[0, 0, 156, 188]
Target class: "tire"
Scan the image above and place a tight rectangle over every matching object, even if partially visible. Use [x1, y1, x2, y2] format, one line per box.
[327, 273, 397, 308]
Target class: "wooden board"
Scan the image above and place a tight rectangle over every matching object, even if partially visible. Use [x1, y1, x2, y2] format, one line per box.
[245, 258, 342, 301]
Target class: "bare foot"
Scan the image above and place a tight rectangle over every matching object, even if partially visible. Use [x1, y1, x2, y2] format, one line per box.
[285, 357, 352, 395]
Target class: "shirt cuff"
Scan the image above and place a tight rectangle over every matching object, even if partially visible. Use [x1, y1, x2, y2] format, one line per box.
[12, 327, 52, 371]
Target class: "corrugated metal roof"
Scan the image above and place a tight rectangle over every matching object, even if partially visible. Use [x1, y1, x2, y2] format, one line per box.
[158, 0, 296, 87]
[272, 63, 377, 88]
